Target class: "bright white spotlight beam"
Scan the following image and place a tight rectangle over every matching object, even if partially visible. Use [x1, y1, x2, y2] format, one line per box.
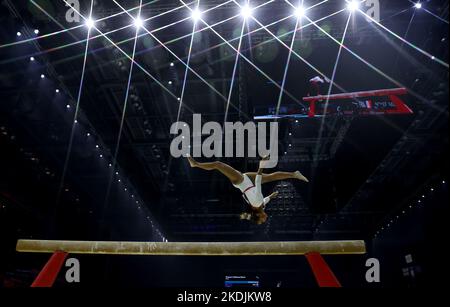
[60, 0, 185, 106]
[85, 18, 95, 29]
[414, 2, 422, 9]
[295, 6, 305, 19]
[191, 8, 202, 22]
[111, 0, 253, 120]
[180, 0, 307, 105]
[347, 0, 360, 12]
[240, 4, 253, 19]
[235, 0, 346, 96]
[134, 17, 144, 28]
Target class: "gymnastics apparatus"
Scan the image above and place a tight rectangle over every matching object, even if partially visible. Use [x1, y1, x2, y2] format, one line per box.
[255, 87, 412, 120]
[16, 239, 366, 288]
[16, 85, 409, 289]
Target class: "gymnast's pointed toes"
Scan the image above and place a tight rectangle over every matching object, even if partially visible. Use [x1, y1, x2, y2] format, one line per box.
[295, 171, 309, 183]
[187, 156, 197, 168]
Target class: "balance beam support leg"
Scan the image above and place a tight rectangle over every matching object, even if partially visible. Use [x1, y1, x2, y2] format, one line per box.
[305, 252, 342, 288]
[31, 251, 68, 288]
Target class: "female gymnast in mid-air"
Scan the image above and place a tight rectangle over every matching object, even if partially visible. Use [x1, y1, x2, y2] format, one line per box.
[187, 156, 309, 225]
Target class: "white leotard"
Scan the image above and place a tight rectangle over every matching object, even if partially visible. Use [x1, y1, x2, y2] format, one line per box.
[233, 174, 271, 208]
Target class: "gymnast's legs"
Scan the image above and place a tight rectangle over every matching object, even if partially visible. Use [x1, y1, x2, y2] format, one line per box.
[245, 171, 309, 184]
[187, 156, 244, 185]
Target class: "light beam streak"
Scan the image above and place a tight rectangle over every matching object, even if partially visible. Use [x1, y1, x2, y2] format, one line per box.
[242, 9, 348, 100]
[224, 17, 247, 123]
[180, 0, 302, 105]
[111, 0, 248, 120]
[303, 14, 431, 105]
[0, 0, 188, 49]
[55, 0, 94, 218]
[104, 0, 143, 212]
[312, 13, 351, 169]
[177, 1, 198, 126]
[358, 8, 449, 68]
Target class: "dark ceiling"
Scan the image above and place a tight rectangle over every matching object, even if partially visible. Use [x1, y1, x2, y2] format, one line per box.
[0, 0, 448, 246]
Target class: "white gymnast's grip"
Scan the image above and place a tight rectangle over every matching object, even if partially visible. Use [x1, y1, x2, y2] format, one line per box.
[16, 240, 366, 256]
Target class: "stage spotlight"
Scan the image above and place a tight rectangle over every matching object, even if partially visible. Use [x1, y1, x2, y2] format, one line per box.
[134, 17, 144, 29]
[85, 18, 95, 29]
[170, 62, 175, 67]
[40, 74, 45, 79]
[241, 5, 253, 19]
[414, 2, 422, 9]
[55, 89, 60, 93]
[16, 32, 22, 37]
[294, 6, 305, 18]
[34, 29, 39, 35]
[30, 57, 35, 62]
[347, 1, 360, 12]
[191, 8, 202, 22]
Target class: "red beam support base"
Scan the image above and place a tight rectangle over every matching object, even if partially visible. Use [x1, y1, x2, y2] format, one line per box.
[305, 252, 342, 288]
[31, 251, 68, 288]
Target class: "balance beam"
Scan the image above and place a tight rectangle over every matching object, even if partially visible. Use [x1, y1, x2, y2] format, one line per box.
[18, 240, 366, 287]
[302, 87, 408, 102]
[17, 240, 366, 256]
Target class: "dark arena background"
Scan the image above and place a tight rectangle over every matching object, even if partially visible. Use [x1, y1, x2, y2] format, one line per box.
[0, 0, 448, 291]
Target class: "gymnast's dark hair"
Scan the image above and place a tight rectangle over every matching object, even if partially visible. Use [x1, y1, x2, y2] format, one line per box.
[239, 209, 268, 225]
